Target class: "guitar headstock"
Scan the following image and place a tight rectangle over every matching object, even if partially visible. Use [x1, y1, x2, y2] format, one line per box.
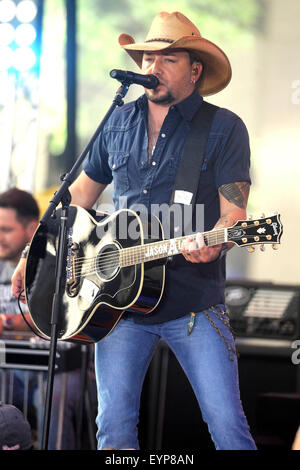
[228, 213, 283, 252]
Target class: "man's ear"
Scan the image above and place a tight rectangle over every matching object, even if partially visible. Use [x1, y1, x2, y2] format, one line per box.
[193, 62, 203, 81]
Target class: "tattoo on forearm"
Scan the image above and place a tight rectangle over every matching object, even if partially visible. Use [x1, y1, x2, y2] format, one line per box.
[215, 215, 232, 229]
[219, 182, 250, 209]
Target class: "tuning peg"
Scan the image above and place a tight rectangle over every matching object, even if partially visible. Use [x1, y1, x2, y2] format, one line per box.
[260, 213, 265, 218]
[260, 244, 265, 252]
[246, 245, 255, 253]
[272, 211, 278, 215]
[247, 215, 253, 221]
[272, 244, 279, 250]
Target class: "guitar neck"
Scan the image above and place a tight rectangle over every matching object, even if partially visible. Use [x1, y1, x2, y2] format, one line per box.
[120, 228, 227, 267]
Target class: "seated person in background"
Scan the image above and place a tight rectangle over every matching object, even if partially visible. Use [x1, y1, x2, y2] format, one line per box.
[0, 187, 39, 333]
[0, 187, 96, 450]
[0, 187, 40, 444]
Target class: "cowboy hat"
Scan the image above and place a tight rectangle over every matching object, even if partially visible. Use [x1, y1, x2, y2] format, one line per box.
[118, 11, 232, 96]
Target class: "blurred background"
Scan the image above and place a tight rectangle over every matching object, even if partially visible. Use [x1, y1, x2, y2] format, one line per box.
[0, 0, 300, 449]
[0, 0, 299, 284]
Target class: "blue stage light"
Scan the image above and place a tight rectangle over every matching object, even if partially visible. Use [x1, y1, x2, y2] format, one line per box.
[0, 1, 40, 73]
[0, 0, 16, 23]
[16, 0, 37, 23]
[0, 46, 13, 70]
[15, 23, 36, 46]
[0, 23, 15, 46]
[13, 46, 36, 71]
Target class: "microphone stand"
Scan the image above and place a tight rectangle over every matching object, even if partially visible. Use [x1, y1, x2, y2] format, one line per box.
[40, 80, 131, 450]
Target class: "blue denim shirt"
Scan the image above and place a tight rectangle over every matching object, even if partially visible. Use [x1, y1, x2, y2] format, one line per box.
[83, 91, 251, 323]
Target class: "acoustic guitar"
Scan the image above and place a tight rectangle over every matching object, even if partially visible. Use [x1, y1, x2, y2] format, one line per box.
[25, 206, 282, 344]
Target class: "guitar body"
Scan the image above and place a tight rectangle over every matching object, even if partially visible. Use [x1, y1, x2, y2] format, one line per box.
[25, 206, 165, 343]
[25, 205, 282, 344]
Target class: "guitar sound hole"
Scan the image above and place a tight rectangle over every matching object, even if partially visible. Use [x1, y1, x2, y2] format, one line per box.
[96, 243, 120, 281]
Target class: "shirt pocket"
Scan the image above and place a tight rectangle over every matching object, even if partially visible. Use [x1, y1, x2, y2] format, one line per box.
[108, 152, 130, 195]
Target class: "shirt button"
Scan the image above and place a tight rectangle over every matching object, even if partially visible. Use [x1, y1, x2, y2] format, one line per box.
[143, 189, 148, 194]
[112, 164, 116, 169]
[152, 161, 156, 166]
[161, 133, 166, 138]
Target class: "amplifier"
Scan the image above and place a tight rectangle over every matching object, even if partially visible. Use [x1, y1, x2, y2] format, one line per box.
[0, 331, 82, 372]
[225, 281, 300, 341]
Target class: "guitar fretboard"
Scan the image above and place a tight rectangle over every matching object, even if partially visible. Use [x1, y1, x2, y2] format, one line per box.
[119, 228, 227, 267]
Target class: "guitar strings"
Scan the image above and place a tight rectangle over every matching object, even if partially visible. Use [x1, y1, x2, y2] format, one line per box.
[70, 234, 230, 276]
[71, 234, 269, 277]
[68, 223, 268, 278]
[69, 244, 238, 280]
[70, 229, 225, 266]
[70, 230, 221, 264]
[70, 234, 198, 276]
[70, 230, 224, 274]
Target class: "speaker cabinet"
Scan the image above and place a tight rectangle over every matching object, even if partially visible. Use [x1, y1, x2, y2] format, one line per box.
[139, 338, 300, 450]
[139, 282, 300, 449]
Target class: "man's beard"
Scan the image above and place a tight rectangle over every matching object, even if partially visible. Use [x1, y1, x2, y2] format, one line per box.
[145, 88, 175, 105]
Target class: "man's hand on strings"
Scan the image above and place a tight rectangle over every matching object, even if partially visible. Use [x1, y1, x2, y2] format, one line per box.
[181, 233, 223, 263]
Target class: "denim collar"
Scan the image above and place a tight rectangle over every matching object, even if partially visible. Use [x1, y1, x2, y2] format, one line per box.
[175, 90, 203, 122]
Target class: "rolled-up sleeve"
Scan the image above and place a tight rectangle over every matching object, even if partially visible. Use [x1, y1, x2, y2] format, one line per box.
[83, 131, 113, 185]
[214, 112, 251, 188]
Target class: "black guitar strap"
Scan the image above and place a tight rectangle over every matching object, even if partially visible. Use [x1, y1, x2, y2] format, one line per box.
[170, 100, 219, 209]
[169, 100, 219, 236]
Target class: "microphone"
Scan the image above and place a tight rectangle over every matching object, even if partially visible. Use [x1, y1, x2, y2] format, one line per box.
[110, 69, 159, 89]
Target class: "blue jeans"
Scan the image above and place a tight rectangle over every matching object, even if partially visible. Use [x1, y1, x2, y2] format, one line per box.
[94, 305, 257, 450]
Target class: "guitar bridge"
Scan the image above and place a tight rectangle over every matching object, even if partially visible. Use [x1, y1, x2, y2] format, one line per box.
[66, 241, 80, 297]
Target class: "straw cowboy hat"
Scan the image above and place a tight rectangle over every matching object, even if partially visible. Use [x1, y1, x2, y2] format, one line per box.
[118, 11, 232, 96]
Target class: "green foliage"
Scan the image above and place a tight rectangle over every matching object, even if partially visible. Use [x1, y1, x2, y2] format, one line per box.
[76, 0, 263, 140]
[43, 0, 264, 149]
[40, 0, 67, 156]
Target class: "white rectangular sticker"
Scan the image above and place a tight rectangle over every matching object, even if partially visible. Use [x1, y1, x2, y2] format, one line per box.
[174, 190, 193, 205]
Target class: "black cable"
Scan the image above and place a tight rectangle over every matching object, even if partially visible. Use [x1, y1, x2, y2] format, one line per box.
[17, 289, 47, 340]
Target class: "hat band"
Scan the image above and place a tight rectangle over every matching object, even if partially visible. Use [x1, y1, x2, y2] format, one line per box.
[145, 38, 174, 44]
